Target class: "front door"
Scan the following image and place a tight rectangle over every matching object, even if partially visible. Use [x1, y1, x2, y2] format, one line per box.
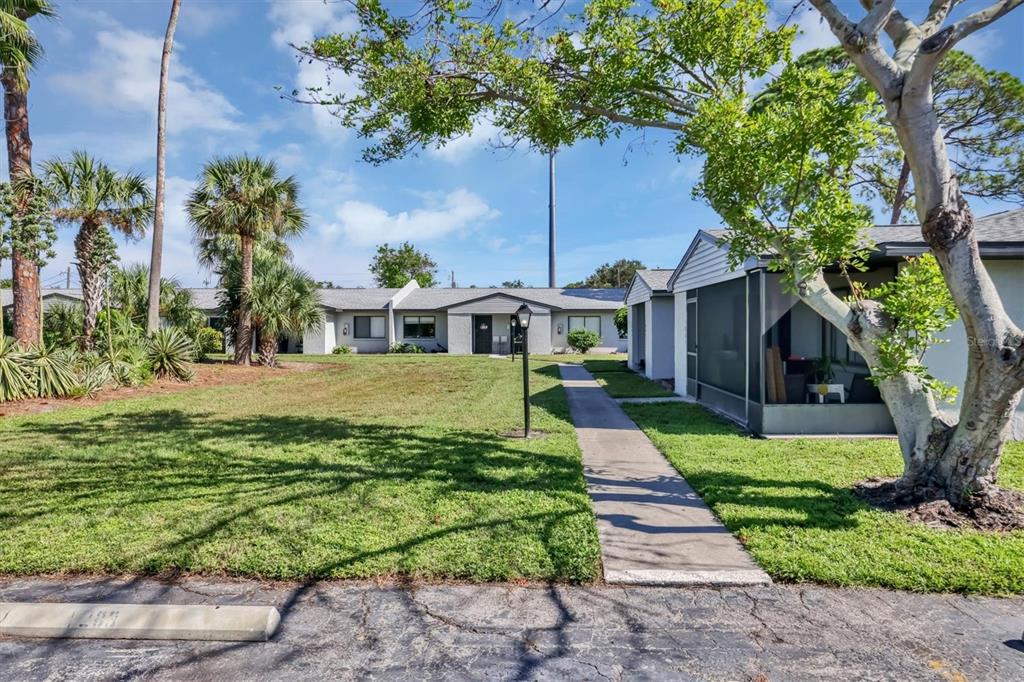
[473, 315, 493, 354]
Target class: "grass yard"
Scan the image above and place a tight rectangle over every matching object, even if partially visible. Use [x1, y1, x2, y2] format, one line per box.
[535, 353, 673, 398]
[624, 402, 1024, 595]
[0, 355, 600, 582]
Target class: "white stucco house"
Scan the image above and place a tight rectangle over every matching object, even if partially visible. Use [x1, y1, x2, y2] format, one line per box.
[302, 281, 627, 355]
[4, 283, 627, 356]
[627, 208, 1024, 438]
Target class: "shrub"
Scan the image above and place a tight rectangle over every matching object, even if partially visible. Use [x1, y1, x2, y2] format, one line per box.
[193, 326, 224, 359]
[567, 329, 601, 354]
[388, 342, 424, 354]
[26, 344, 78, 398]
[614, 306, 628, 339]
[332, 345, 353, 354]
[43, 303, 84, 349]
[0, 336, 32, 402]
[146, 327, 196, 381]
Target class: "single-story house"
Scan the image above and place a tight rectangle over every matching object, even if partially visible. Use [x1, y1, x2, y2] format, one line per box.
[629, 208, 1024, 438]
[302, 280, 627, 355]
[5, 282, 628, 356]
[623, 269, 675, 381]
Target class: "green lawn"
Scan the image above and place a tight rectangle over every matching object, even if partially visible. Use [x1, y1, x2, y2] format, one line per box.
[0, 356, 600, 581]
[533, 353, 672, 397]
[624, 402, 1024, 595]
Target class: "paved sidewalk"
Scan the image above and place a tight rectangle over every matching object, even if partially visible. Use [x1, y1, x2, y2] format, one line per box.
[1, 577, 1022, 680]
[558, 364, 769, 586]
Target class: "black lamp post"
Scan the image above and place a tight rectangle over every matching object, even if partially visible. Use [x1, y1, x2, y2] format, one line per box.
[515, 303, 533, 438]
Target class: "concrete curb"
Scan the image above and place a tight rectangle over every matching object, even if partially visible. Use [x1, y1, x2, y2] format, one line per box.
[0, 602, 281, 641]
[615, 396, 693, 404]
[604, 569, 772, 587]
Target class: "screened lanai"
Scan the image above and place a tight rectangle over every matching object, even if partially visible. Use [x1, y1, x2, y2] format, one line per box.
[682, 269, 895, 436]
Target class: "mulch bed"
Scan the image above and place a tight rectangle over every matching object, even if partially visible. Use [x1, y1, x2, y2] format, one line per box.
[0, 360, 341, 419]
[855, 476, 1024, 532]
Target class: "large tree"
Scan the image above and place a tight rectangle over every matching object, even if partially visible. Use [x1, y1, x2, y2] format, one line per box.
[147, 0, 183, 336]
[298, 0, 1024, 510]
[567, 259, 645, 289]
[217, 249, 322, 368]
[43, 151, 153, 349]
[792, 47, 1024, 223]
[186, 155, 306, 365]
[369, 241, 438, 287]
[0, 0, 55, 345]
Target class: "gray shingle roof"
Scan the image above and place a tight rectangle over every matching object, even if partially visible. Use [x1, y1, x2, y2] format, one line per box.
[316, 288, 401, 310]
[1, 288, 84, 308]
[397, 287, 625, 310]
[635, 269, 674, 292]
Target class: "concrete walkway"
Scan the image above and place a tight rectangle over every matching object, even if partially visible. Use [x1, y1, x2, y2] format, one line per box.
[558, 363, 769, 586]
[2, 577, 1022, 680]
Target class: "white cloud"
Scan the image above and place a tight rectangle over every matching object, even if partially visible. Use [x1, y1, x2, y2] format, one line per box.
[267, 0, 361, 137]
[50, 21, 239, 134]
[330, 188, 500, 246]
[958, 26, 1004, 62]
[179, 3, 238, 36]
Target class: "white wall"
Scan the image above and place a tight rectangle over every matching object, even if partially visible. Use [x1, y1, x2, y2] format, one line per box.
[395, 310, 449, 352]
[673, 292, 687, 396]
[924, 259, 1024, 438]
[528, 313, 552, 354]
[550, 310, 625, 353]
[333, 311, 389, 353]
[448, 313, 473, 354]
[302, 310, 335, 354]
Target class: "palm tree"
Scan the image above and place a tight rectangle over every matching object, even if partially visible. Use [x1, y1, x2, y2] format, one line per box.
[42, 151, 154, 349]
[218, 250, 322, 368]
[1, 0, 56, 345]
[111, 262, 201, 330]
[186, 155, 306, 365]
[146, 0, 183, 336]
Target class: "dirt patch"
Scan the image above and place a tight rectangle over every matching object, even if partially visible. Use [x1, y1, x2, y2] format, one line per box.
[0, 360, 342, 419]
[855, 477, 1024, 532]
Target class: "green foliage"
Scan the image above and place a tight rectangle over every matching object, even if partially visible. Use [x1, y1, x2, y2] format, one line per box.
[370, 242, 437, 288]
[566, 328, 601, 354]
[566, 259, 644, 289]
[25, 343, 77, 398]
[332, 345, 353, 354]
[146, 327, 196, 381]
[501, 279, 526, 288]
[194, 327, 224, 358]
[0, 178, 58, 268]
[0, 335, 31, 402]
[187, 155, 306, 247]
[389, 342, 425, 354]
[613, 307, 627, 339]
[0, 1, 56, 88]
[42, 302, 83, 348]
[863, 255, 960, 401]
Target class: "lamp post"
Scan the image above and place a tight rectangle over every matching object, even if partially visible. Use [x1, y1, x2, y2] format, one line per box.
[515, 303, 533, 438]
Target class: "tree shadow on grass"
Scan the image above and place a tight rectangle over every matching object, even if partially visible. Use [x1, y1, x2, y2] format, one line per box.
[1, 408, 598, 581]
[624, 404, 871, 532]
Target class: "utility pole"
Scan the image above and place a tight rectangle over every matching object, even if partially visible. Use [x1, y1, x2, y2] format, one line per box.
[66, 266, 71, 289]
[450, 271, 456, 288]
[548, 149, 556, 288]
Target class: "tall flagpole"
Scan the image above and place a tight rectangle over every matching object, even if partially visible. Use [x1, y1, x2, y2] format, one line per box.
[548, 149, 556, 288]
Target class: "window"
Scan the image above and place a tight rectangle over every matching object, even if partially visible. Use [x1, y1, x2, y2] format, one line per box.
[568, 316, 601, 335]
[354, 315, 385, 339]
[403, 315, 436, 339]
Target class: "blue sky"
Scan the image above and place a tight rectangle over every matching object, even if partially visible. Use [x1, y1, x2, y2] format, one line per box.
[10, 0, 1024, 288]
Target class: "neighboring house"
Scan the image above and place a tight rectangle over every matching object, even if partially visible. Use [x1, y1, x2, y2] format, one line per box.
[4, 283, 627, 356]
[647, 208, 1024, 438]
[303, 281, 627, 355]
[623, 269, 675, 380]
[1, 288, 86, 312]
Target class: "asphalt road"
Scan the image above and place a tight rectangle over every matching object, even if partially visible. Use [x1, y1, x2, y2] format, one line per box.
[1, 576, 1022, 680]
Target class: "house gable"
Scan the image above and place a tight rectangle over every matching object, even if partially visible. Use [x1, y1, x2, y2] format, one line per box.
[624, 274, 653, 306]
[668, 231, 750, 293]
[446, 293, 552, 315]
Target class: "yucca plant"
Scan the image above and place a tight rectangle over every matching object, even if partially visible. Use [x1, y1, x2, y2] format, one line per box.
[26, 343, 79, 398]
[0, 335, 32, 402]
[105, 345, 152, 388]
[74, 362, 113, 398]
[147, 327, 195, 381]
